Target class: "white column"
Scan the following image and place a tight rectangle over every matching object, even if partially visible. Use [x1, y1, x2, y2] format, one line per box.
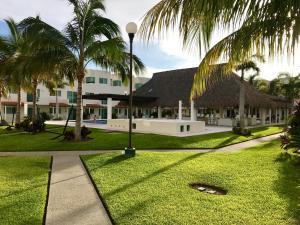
[178, 100, 182, 120]
[157, 107, 162, 119]
[190, 100, 195, 121]
[279, 108, 282, 123]
[275, 108, 278, 124]
[24, 103, 28, 117]
[107, 98, 112, 120]
[4, 106, 7, 121]
[269, 109, 272, 124]
[261, 108, 266, 125]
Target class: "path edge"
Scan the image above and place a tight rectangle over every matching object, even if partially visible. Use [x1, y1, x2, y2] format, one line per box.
[79, 155, 116, 225]
[43, 156, 53, 225]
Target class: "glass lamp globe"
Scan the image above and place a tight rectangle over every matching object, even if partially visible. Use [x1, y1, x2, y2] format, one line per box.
[126, 22, 138, 34]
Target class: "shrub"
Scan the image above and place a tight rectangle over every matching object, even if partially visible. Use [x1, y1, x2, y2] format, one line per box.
[40, 112, 51, 121]
[19, 117, 46, 133]
[64, 126, 92, 141]
[64, 130, 75, 141]
[232, 126, 251, 136]
[0, 120, 8, 126]
[281, 102, 300, 151]
[81, 126, 92, 140]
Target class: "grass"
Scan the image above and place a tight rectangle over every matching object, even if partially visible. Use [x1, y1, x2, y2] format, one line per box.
[82, 141, 300, 225]
[0, 157, 51, 225]
[0, 125, 283, 151]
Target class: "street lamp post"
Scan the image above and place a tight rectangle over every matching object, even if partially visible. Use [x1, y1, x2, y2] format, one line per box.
[125, 22, 137, 156]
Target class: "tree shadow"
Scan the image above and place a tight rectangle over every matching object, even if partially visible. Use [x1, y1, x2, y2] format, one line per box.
[103, 152, 206, 199]
[215, 135, 240, 148]
[273, 155, 300, 224]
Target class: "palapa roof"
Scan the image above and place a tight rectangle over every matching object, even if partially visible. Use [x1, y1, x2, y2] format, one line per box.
[134, 65, 288, 108]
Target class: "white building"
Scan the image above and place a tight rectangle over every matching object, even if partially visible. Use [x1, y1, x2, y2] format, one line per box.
[0, 69, 149, 122]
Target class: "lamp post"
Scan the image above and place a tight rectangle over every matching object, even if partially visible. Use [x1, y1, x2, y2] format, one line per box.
[125, 22, 137, 156]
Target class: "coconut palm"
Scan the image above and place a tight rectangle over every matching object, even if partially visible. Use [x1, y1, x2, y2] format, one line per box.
[0, 75, 9, 121]
[278, 73, 300, 102]
[0, 19, 27, 126]
[235, 59, 260, 131]
[22, 0, 144, 140]
[140, 0, 299, 98]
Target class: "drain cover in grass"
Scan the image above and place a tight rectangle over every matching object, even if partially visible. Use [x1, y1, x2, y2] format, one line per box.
[189, 183, 227, 195]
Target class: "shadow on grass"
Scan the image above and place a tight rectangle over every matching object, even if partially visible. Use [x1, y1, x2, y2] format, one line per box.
[274, 154, 300, 224]
[103, 152, 206, 199]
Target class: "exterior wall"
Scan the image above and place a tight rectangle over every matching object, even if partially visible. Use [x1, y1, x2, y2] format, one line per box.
[0, 69, 149, 122]
[107, 119, 206, 136]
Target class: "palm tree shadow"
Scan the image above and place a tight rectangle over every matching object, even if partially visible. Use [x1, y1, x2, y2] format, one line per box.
[104, 152, 206, 199]
[273, 155, 300, 224]
[88, 154, 131, 172]
[215, 135, 240, 148]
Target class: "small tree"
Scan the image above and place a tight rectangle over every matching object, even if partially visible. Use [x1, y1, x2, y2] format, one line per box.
[281, 101, 300, 151]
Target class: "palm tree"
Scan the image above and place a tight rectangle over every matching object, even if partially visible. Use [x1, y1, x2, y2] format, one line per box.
[0, 75, 9, 121]
[235, 59, 260, 131]
[278, 73, 300, 102]
[140, 0, 299, 98]
[22, 0, 144, 140]
[0, 19, 26, 126]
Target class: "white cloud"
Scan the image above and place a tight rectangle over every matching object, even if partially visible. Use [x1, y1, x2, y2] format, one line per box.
[1, 0, 299, 79]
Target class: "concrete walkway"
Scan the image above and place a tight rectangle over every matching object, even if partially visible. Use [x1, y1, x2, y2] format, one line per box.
[46, 154, 112, 225]
[0, 133, 281, 225]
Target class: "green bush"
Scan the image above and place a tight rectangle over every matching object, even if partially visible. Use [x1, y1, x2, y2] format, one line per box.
[64, 126, 92, 141]
[64, 130, 75, 141]
[281, 102, 300, 151]
[19, 117, 46, 133]
[40, 112, 51, 121]
[232, 126, 251, 136]
[0, 120, 8, 126]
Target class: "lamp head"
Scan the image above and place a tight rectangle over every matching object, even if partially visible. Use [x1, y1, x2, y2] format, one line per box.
[126, 22, 138, 34]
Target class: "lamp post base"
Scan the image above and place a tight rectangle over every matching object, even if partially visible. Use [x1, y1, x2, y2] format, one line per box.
[124, 147, 136, 157]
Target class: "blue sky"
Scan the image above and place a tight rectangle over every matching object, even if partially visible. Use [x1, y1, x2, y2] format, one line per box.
[0, 0, 299, 79]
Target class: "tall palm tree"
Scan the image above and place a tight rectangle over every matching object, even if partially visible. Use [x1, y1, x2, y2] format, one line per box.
[278, 73, 300, 102]
[0, 19, 26, 126]
[140, 0, 299, 98]
[235, 59, 260, 131]
[0, 75, 9, 121]
[22, 0, 144, 140]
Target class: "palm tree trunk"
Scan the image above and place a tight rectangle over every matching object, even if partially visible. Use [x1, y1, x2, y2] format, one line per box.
[16, 85, 21, 126]
[0, 91, 2, 121]
[239, 70, 246, 131]
[55, 88, 59, 119]
[75, 74, 84, 141]
[32, 79, 38, 122]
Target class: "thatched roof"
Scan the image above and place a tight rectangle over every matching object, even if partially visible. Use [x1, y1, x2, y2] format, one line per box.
[134, 66, 288, 108]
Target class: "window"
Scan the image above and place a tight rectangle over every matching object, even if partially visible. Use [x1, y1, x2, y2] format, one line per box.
[27, 93, 33, 102]
[50, 107, 62, 114]
[135, 83, 143, 89]
[6, 106, 16, 114]
[67, 91, 77, 104]
[101, 100, 107, 105]
[27, 89, 40, 102]
[50, 90, 62, 97]
[112, 80, 122, 87]
[99, 77, 108, 84]
[86, 77, 95, 84]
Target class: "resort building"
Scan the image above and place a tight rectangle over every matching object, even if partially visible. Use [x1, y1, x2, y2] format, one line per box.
[0, 69, 149, 123]
[84, 65, 290, 129]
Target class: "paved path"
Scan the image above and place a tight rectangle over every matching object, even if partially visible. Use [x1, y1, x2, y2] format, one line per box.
[0, 133, 281, 225]
[46, 154, 112, 225]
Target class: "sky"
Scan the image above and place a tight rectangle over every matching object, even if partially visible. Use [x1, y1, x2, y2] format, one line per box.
[0, 0, 300, 80]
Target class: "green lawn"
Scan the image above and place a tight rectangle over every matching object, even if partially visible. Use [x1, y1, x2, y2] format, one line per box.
[82, 141, 300, 225]
[0, 157, 51, 225]
[0, 125, 283, 151]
